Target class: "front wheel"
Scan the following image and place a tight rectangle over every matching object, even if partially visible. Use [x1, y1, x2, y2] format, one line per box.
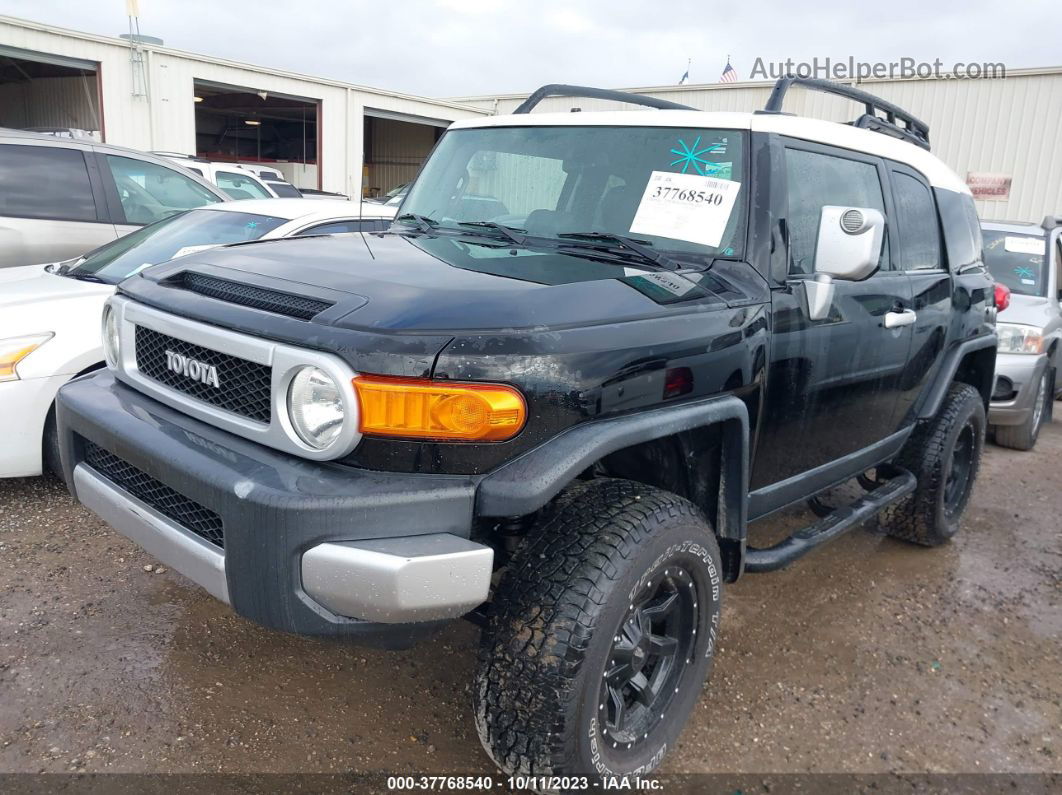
[474, 479, 722, 781]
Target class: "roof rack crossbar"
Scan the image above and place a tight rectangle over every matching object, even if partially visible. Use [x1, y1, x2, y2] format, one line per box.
[513, 84, 695, 114]
[763, 76, 931, 150]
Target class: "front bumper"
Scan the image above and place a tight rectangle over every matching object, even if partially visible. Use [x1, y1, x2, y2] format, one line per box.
[0, 374, 70, 478]
[57, 371, 491, 646]
[989, 352, 1048, 427]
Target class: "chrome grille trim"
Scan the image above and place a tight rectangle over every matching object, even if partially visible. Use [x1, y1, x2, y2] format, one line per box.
[109, 295, 363, 461]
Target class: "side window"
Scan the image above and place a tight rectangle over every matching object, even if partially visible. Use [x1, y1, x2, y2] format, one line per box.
[295, 219, 386, 236]
[215, 170, 272, 200]
[0, 144, 97, 222]
[785, 147, 888, 275]
[105, 155, 222, 225]
[892, 171, 942, 270]
[934, 188, 982, 271]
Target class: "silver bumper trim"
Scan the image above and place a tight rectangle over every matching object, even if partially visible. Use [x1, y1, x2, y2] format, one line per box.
[73, 464, 229, 604]
[301, 534, 493, 623]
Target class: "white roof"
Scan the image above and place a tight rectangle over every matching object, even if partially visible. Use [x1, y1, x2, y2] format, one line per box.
[450, 110, 970, 195]
[204, 198, 396, 222]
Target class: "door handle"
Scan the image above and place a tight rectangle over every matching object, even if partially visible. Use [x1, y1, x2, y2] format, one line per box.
[884, 309, 917, 328]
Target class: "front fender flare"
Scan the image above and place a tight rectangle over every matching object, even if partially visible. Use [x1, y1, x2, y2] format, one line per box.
[475, 394, 750, 543]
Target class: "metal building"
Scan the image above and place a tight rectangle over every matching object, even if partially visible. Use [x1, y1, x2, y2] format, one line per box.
[452, 67, 1062, 222]
[0, 15, 488, 198]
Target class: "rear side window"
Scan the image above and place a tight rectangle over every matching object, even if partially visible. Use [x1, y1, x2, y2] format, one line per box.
[935, 189, 983, 271]
[295, 219, 388, 236]
[892, 172, 942, 270]
[106, 155, 222, 225]
[0, 144, 97, 222]
[784, 147, 888, 274]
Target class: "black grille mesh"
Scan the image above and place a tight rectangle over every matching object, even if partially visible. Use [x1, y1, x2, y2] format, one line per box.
[83, 440, 225, 548]
[135, 326, 272, 423]
[179, 272, 333, 321]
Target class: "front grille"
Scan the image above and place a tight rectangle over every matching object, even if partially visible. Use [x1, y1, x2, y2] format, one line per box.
[83, 440, 225, 548]
[178, 272, 333, 321]
[135, 325, 272, 423]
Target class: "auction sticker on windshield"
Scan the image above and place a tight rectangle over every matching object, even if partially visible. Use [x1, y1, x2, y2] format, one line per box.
[630, 171, 740, 248]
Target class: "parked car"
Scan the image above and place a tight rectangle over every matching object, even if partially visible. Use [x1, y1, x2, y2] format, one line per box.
[983, 217, 1062, 449]
[57, 79, 996, 782]
[0, 198, 395, 479]
[298, 188, 350, 200]
[0, 128, 228, 269]
[365, 181, 409, 205]
[153, 153, 290, 200]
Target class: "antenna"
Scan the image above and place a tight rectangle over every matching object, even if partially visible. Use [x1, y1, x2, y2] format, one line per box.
[125, 0, 148, 98]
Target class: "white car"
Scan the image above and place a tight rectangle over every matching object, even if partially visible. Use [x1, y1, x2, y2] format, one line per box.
[0, 198, 396, 478]
[154, 153, 298, 200]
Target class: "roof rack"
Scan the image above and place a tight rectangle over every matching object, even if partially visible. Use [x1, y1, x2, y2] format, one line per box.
[513, 84, 695, 114]
[150, 150, 211, 163]
[762, 76, 931, 151]
[1043, 216, 1062, 230]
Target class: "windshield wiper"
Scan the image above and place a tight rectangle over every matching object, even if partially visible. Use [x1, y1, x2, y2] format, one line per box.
[556, 232, 680, 271]
[66, 271, 107, 283]
[393, 213, 439, 233]
[456, 221, 527, 246]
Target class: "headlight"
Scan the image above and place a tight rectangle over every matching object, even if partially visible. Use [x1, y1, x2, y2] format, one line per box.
[287, 366, 345, 449]
[996, 323, 1044, 355]
[0, 333, 54, 382]
[101, 304, 121, 369]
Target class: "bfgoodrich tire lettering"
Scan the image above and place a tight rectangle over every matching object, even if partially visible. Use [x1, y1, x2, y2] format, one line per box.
[474, 478, 722, 781]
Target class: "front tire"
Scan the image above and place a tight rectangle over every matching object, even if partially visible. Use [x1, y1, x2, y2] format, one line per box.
[880, 383, 985, 546]
[474, 479, 722, 781]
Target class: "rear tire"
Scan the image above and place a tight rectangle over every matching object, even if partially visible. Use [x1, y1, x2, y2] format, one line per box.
[474, 479, 722, 781]
[994, 368, 1051, 451]
[880, 383, 985, 546]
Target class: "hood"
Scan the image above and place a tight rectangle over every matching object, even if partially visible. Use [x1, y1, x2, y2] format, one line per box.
[142, 232, 730, 333]
[0, 265, 114, 337]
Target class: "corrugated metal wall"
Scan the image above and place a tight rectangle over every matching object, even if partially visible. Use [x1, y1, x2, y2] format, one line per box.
[0, 16, 487, 199]
[0, 75, 101, 134]
[452, 70, 1062, 222]
[363, 117, 436, 198]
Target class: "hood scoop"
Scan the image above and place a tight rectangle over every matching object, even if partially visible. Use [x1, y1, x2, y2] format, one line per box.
[174, 271, 335, 321]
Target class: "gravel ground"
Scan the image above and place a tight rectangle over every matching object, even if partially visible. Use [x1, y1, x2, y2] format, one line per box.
[0, 421, 1059, 778]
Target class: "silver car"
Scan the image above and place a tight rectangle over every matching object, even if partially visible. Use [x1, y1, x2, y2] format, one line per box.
[0, 128, 229, 269]
[984, 217, 1062, 449]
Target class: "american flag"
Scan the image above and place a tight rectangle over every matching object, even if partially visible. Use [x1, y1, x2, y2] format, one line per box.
[720, 60, 738, 83]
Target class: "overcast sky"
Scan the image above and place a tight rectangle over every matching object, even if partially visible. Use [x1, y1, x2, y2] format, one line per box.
[0, 0, 1054, 97]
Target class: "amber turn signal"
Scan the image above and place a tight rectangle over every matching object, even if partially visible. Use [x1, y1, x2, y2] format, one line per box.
[353, 375, 526, 442]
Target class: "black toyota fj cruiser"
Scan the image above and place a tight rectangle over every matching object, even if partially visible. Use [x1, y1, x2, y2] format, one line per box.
[57, 78, 997, 780]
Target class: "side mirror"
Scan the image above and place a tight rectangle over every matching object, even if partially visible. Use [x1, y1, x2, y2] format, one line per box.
[805, 206, 885, 320]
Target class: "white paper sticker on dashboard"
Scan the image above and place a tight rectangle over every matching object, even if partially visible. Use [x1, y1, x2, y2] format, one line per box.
[1004, 236, 1042, 255]
[629, 171, 741, 248]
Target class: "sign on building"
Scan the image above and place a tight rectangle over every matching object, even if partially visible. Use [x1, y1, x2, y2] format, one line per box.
[966, 173, 1012, 201]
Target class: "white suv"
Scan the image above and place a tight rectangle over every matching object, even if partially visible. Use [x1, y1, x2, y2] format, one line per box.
[154, 154, 291, 200]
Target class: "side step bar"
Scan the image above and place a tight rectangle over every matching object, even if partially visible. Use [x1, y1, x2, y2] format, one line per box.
[744, 469, 917, 573]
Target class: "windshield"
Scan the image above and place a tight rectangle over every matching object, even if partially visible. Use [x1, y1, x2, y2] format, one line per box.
[67, 209, 288, 284]
[400, 125, 747, 261]
[983, 230, 1046, 296]
[215, 170, 272, 200]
